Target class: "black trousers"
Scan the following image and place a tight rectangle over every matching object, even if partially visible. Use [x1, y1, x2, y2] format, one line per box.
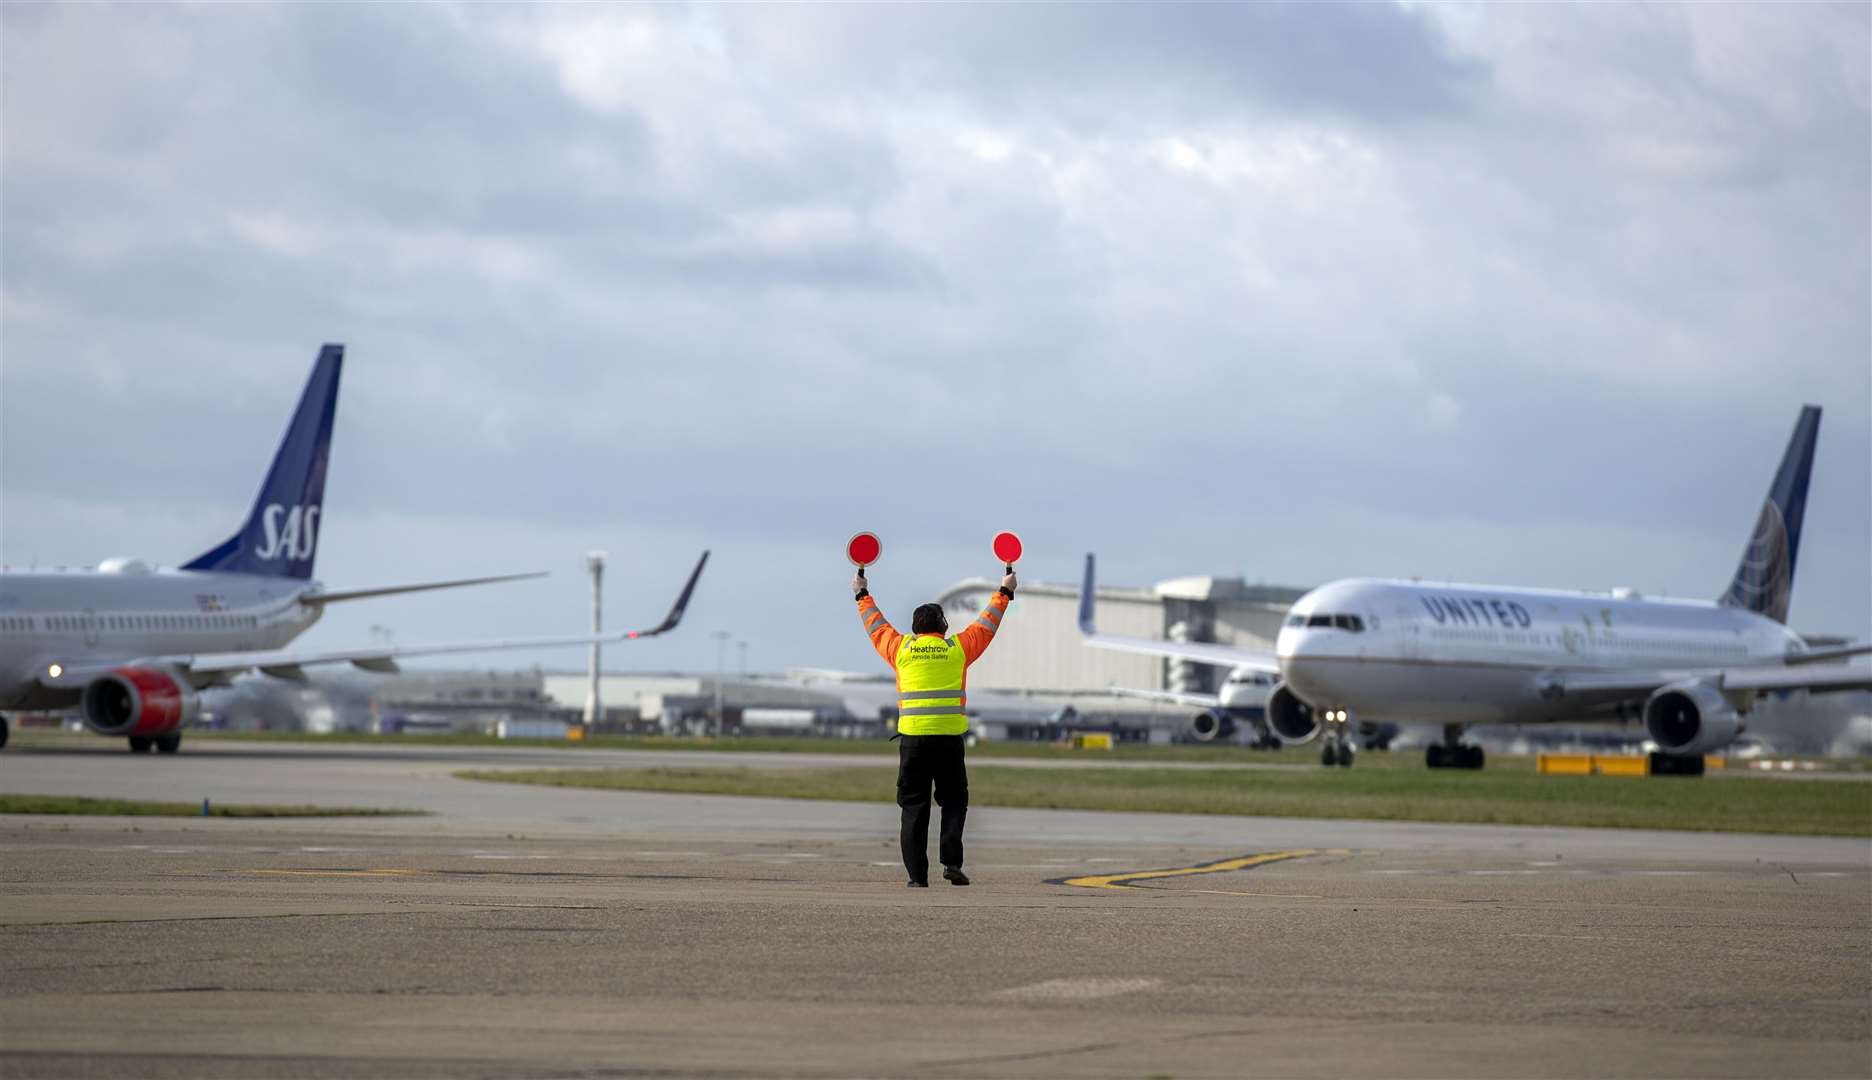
[896, 733, 968, 882]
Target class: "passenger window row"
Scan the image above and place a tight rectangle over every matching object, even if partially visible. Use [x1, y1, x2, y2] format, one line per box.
[38, 614, 260, 632]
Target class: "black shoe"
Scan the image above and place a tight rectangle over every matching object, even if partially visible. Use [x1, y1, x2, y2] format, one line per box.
[942, 866, 970, 886]
[906, 879, 928, 888]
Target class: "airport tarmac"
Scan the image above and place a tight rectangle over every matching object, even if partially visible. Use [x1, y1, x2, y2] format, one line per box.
[2, 743, 1868, 1078]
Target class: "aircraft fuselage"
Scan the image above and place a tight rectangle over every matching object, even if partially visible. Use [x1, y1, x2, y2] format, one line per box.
[0, 569, 321, 709]
[1276, 578, 1805, 725]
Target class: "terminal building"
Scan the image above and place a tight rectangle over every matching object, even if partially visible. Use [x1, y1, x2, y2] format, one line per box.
[934, 573, 1307, 696]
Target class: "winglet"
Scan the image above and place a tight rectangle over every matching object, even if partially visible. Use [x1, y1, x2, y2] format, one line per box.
[631, 551, 709, 639]
[1078, 553, 1098, 636]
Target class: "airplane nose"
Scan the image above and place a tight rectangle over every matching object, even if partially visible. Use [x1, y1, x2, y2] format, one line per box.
[1276, 631, 1328, 698]
[1277, 627, 1320, 663]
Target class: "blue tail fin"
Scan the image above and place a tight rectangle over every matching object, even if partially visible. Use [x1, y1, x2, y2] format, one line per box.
[182, 345, 343, 580]
[1719, 405, 1820, 624]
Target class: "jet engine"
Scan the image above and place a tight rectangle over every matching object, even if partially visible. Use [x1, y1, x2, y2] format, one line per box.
[1265, 685, 1321, 745]
[1643, 679, 1742, 756]
[80, 666, 200, 738]
[1187, 711, 1235, 742]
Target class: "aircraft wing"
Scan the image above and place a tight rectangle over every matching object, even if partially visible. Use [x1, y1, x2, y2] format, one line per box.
[1550, 658, 1872, 699]
[1104, 685, 1222, 709]
[185, 551, 708, 678]
[1077, 553, 1282, 674]
[38, 552, 709, 688]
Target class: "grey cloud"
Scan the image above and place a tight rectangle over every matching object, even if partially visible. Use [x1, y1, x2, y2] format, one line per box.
[733, 1, 1486, 127]
[2, 1, 1867, 673]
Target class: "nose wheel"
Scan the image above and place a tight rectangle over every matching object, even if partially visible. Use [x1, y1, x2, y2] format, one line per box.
[1318, 708, 1356, 767]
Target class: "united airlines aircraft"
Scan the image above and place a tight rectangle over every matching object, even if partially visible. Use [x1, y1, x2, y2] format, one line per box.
[0, 345, 708, 752]
[1080, 406, 1872, 772]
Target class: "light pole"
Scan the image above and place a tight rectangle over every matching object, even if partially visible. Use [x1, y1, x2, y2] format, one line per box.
[712, 630, 731, 732]
[737, 640, 748, 678]
[584, 552, 607, 730]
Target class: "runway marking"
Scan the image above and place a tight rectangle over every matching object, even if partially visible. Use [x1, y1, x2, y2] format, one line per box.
[248, 869, 427, 878]
[1191, 889, 1467, 904]
[1052, 850, 1336, 890]
[992, 976, 1163, 1001]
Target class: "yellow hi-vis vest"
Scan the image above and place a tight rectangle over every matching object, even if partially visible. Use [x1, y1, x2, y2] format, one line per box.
[895, 634, 968, 736]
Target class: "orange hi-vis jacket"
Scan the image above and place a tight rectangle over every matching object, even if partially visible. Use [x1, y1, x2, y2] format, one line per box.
[858, 589, 1012, 736]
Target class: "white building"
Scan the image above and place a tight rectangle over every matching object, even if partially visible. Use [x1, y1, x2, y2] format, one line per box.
[933, 573, 1306, 694]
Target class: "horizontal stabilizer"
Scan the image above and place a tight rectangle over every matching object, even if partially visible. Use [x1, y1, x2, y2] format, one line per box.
[1784, 643, 1872, 666]
[305, 571, 547, 606]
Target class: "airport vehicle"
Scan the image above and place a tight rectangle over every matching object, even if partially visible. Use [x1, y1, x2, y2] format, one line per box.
[1080, 406, 1872, 771]
[0, 345, 708, 752]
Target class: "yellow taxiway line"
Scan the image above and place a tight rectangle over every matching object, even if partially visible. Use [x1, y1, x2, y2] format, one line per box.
[1056, 849, 1341, 890]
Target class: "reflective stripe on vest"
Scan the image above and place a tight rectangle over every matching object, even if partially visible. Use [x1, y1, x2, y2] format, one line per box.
[894, 633, 968, 736]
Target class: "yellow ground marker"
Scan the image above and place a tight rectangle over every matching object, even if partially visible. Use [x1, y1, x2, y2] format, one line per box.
[1058, 849, 1338, 890]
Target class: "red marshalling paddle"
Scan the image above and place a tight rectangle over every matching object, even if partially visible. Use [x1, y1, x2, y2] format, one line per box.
[847, 532, 882, 583]
[992, 531, 1023, 575]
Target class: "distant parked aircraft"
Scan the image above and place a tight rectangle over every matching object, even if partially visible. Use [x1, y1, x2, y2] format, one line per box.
[0, 345, 707, 752]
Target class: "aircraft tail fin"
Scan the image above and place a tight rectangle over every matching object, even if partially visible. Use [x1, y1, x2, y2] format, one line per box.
[1719, 405, 1820, 624]
[182, 344, 343, 580]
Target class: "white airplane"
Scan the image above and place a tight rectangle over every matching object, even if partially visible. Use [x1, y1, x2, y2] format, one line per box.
[1080, 405, 1872, 772]
[0, 345, 708, 753]
[1099, 671, 1285, 747]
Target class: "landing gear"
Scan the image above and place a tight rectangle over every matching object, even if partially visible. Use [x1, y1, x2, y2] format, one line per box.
[155, 733, 182, 754]
[1321, 738, 1355, 767]
[1426, 725, 1485, 770]
[1648, 752, 1705, 777]
[128, 736, 154, 753]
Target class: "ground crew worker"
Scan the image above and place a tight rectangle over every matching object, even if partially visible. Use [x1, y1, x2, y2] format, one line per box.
[853, 565, 1015, 887]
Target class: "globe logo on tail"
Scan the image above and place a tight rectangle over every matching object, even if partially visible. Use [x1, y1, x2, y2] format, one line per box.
[1721, 499, 1792, 624]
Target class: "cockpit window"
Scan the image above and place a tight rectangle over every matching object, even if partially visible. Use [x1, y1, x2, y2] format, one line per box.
[1298, 613, 1365, 633]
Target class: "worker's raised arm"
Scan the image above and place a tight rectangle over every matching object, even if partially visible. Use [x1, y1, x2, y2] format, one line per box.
[855, 576, 903, 665]
[957, 572, 1016, 665]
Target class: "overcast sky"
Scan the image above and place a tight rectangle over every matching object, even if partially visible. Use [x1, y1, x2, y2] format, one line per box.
[3, 2, 1867, 679]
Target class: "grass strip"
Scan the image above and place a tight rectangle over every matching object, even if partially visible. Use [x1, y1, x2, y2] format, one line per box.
[186, 730, 1326, 763]
[0, 794, 424, 818]
[456, 764, 1872, 837]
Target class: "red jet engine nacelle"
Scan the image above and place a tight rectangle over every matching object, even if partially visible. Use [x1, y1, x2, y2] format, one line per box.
[80, 666, 199, 737]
